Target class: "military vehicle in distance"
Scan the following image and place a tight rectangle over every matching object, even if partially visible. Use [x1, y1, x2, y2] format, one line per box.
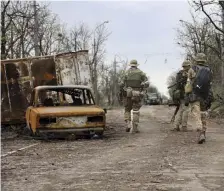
[145, 93, 162, 105]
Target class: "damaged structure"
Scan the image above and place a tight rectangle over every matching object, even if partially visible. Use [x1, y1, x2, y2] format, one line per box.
[1, 50, 91, 125]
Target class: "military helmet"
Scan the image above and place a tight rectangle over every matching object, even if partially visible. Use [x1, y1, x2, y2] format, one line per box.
[182, 60, 191, 67]
[194, 53, 206, 62]
[129, 59, 139, 67]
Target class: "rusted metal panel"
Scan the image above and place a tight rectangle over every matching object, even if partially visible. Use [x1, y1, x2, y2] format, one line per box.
[54, 51, 91, 87]
[1, 50, 90, 125]
[45, 116, 88, 128]
[32, 106, 104, 116]
[41, 116, 105, 129]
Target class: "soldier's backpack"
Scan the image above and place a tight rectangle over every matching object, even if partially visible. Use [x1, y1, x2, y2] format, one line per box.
[192, 65, 212, 99]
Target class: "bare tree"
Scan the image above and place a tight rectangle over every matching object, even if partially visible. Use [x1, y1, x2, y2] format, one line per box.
[1, 1, 60, 59]
[192, 0, 224, 34]
[1, 1, 34, 59]
[88, 24, 111, 104]
[176, 14, 223, 83]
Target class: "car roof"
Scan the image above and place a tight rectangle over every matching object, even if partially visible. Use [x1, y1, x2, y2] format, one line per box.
[34, 85, 92, 91]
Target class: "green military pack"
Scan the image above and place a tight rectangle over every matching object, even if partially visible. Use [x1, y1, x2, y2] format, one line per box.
[125, 68, 145, 88]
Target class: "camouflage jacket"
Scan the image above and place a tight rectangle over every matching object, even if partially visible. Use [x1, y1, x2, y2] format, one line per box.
[121, 67, 148, 89]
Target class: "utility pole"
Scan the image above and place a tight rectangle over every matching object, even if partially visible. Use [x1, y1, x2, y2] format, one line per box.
[33, 0, 40, 56]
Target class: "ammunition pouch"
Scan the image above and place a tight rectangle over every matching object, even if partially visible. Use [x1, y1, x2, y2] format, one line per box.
[132, 90, 141, 102]
[126, 87, 133, 98]
[188, 93, 199, 103]
[185, 81, 193, 93]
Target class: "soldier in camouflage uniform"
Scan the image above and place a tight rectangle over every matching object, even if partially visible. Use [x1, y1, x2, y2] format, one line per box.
[172, 60, 191, 131]
[186, 53, 212, 144]
[120, 60, 149, 133]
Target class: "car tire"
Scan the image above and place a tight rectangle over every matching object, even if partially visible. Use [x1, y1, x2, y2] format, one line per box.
[24, 123, 34, 136]
[94, 131, 104, 139]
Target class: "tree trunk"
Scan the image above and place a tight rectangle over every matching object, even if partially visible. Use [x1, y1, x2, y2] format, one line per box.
[1, 9, 6, 59]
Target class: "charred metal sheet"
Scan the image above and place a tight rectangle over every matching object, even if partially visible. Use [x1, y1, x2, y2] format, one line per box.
[1, 61, 32, 123]
[32, 106, 104, 116]
[54, 51, 91, 88]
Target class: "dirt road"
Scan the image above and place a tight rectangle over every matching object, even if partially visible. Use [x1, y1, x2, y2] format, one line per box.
[1, 105, 224, 191]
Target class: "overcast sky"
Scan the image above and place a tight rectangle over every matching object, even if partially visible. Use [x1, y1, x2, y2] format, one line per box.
[49, 0, 192, 96]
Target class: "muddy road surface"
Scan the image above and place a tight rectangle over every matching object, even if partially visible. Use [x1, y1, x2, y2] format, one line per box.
[1, 105, 224, 191]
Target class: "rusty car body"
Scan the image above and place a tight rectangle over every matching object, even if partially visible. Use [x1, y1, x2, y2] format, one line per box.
[26, 85, 106, 137]
[1, 50, 91, 125]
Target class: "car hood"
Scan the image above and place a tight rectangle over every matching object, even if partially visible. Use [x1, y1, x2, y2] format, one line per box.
[32, 106, 105, 117]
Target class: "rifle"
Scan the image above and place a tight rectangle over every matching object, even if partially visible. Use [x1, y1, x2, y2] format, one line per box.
[170, 103, 180, 123]
[167, 78, 187, 89]
[118, 85, 125, 104]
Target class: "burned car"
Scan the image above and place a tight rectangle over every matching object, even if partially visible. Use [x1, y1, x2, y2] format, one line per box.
[25, 85, 106, 137]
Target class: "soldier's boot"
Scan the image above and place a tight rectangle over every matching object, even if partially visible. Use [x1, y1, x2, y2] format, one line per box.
[198, 131, 206, 144]
[130, 122, 138, 133]
[125, 120, 131, 132]
[171, 125, 180, 131]
[124, 111, 131, 132]
[182, 126, 188, 132]
[135, 123, 140, 133]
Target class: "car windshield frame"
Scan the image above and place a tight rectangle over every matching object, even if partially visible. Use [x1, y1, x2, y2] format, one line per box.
[32, 87, 95, 107]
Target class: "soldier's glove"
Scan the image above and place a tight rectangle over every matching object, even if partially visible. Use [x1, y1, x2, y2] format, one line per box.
[141, 81, 149, 88]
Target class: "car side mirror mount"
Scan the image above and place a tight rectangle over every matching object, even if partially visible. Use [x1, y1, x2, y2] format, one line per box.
[103, 108, 107, 114]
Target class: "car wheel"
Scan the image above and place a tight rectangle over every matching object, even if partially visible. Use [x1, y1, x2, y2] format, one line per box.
[23, 127, 32, 136]
[67, 133, 77, 141]
[24, 123, 34, 136]
[94, 131, 104, 139]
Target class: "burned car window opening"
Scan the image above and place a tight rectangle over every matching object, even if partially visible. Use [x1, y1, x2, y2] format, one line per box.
[36, 88, 94, 107]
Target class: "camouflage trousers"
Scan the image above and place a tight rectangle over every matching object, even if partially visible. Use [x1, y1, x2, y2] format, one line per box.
[174, 99, 190, 128]
[190, 101, 207, 132]
[123, 96, 142, 122]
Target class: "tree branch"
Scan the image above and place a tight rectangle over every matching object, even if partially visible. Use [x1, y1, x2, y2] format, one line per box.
[199, 0, 224, 34]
